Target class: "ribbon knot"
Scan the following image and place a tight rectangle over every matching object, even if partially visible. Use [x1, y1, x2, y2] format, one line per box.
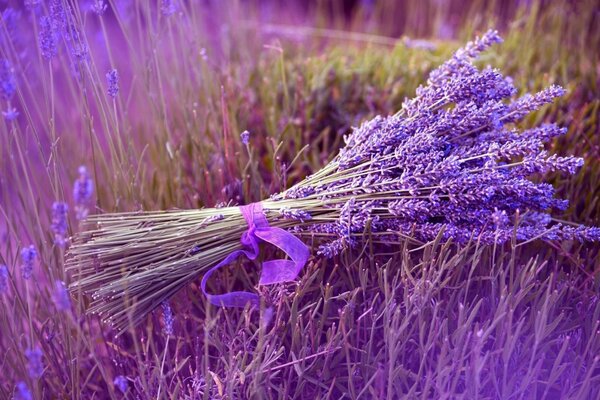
[200, 202, 310, 308]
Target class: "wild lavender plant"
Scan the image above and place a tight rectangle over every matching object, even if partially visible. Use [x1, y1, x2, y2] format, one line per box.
[25, 347, 43, 379]
[240, 129, 251, 145]
[113, 376, 128, 394]
[52, 280, 71, 311]
[50, 202, 68, 247]
[67, 30, 600, 332]
[106, 69, 119, 98]
[73, 166, 93, 220]
[13, 382, 32, 400]
[161, 301, 174, 336]
[0, 264, 8, 295]
[20, 246, 37, 280]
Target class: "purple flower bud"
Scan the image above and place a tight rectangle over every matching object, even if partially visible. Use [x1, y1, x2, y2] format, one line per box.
[161, 301, 174, 336]
[52, 280, 71, 311]
[0, 59, 16, 101]
[73, 166, 94, 220]
[279, 207, 312, 222]
[161, 0, 177, 16]
[0, 264, 8, 295]
[13, 382, 32, 400]
[38, 16, 58, 60]
[3, 107, 19, 121]
[51, 201, 69, 247]
[20, 245, 37, 280]
[91, 0, 107, 15]
[25, 347, 43, 378]
[113, 375, 128, 393]
[240, 130, 250, 145]
[106, 69, 119, 98]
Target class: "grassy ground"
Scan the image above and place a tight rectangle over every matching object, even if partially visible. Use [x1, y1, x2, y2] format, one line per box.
[1, 0, 599, 398]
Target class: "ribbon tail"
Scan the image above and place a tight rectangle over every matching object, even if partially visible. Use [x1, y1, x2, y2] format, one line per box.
[255, 227, 310, 285]
[201, 250, 260, 308]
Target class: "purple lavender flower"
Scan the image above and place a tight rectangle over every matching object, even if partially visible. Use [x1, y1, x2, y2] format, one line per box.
[91, 0, 107, 16]
[1, 8, 21, 37]
[0, 264, 8, 295]
[51, 201, 69, 247]
[113, 375, 128, 393]
[161, 0, 177, 16]
[279, 207, 312, 222]
[39, 16, 58, 60]
[25, 347, 43, 378]
[52, 280, 71, 311]
[161, 301, 174, 336]
[0, 59, 16, 101]
[106, 69, 119, 98]
[24, 0, 41, 10]
[240, 130, 250, 145]
[3, 107, 19, 121]
[73, 166, 94, 220]
[13, 382, 32, 400]
[20, 245, 37, 280]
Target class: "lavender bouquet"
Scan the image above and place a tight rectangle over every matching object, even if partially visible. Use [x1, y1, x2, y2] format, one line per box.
[67, 30, 599, 332]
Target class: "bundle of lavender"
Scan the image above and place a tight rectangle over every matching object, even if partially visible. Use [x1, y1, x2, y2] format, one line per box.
[67, 30, 599, 332]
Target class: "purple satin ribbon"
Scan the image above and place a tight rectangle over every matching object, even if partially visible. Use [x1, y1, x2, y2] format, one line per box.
[200, 202, 310, 307]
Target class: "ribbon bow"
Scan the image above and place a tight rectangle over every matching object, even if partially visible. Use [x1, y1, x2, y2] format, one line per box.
[200, 202, 310, 307]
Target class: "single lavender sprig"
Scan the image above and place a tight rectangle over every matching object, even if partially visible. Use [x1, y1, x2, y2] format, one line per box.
[51, 201, 69, 247]
[25, 347, 44, 378]
[73, 165, 94, 220]
[240, 130, 250, 145]
[52, 280, 71, 311]
[161, 301, 174, 336]
[13, 382, 32, 400]
[0, 59, 16, 101]
[20, 246, 37, 280]
[38, 16, 58, 60]
[113, 376, 128, 393]
[3, 107, 19, 121]
[106, 69, 119, 98]
[91, 0, 107, 16]
[161, 0, 177, 16]
[0, 264, 8, 295]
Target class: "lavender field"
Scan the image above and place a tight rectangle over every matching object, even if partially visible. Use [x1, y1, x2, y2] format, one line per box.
[1, 1, 600, 399]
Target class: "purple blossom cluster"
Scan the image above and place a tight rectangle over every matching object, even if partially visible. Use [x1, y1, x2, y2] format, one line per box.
[37, 0, 89, 64]
[106, 69, 119, 98]
[279, 30, 599, 256]
[51, 201, 69, 247]
[20, 245, 37, 280]
[73, 166, 94, 220]
[25, 347, 43, 378]
[161, 301, 174, 336]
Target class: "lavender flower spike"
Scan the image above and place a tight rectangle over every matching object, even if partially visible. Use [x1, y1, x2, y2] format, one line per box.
[106, 69, 119, 98]
[73, 166, 94, 220]
[25, 347, 44, 378]
[51, 201, 69, 247]
[240, 130, 250, 145]
[113, 376, 128, 393]
[161, 0, 177, 16]
[0, 264, 8, 295]
[0, 59, 17, 101]
[13, 382, 32, 400]
[161, 301, 174, 336]
[20, 245, 37, 280]
[91, 0, 107, 16]
[38, 16, 58, 60]
[52, 280, 71, 311]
